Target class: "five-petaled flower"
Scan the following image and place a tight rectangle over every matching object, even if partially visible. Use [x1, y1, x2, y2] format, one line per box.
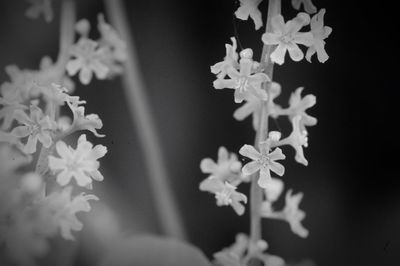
[199, 177, 247, 215]
[283, 189, 309, 238]
[213, 49, 269, 103]
[239, 139, 285, 189]
[11, 105, 55, 154]
[48, 134, 107, 187]
[262, 13, 313, 65]
[200, 146, 243, 185]
[66, 38, 109, 85]
[306, 9, 332, 63]
[235, 0, 263, 30]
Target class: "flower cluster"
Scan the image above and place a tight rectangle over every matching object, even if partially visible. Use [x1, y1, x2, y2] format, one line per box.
[199, 147, 248, 215]
[200, 0, 331, 263]
[0, 5, 126, 265]
[67, 14, 127, 85]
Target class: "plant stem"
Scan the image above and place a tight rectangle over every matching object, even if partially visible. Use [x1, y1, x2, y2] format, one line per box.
[249, 0, 281, 248]
[35, 0, 76, 176]
[55, 0, 76, 73]
[103, 0, 186, 240]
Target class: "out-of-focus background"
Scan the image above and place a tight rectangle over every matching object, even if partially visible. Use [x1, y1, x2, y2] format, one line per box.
[0, 0, 399, 266]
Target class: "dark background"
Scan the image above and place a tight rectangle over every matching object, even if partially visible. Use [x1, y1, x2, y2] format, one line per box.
[0, 0, 399, 266]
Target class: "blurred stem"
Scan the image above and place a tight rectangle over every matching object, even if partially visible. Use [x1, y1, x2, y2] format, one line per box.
[249, 0, 281, 253]
[55, 0, 76, 73]
[104, 0, 187, 240]
[35, 0, 76, 176]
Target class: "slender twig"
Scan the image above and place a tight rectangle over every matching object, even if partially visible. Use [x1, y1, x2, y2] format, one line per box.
[249, 0, 281, 247]
[103, 0, 186, 240]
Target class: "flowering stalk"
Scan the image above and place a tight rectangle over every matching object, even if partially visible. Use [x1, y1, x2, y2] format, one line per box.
[249, 0, 281, 247]
[103, 0, 186, 240]
[35, 0, 76, 176]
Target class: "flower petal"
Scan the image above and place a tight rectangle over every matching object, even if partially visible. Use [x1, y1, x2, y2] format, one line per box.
[242, 161, 260, 176]
[239, 144, 260, 160]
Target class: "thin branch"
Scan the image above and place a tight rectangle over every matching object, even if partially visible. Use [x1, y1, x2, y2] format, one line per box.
[103, 0, 186, 240]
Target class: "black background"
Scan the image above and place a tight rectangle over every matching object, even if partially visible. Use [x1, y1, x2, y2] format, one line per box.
[0, 0, 399, 266]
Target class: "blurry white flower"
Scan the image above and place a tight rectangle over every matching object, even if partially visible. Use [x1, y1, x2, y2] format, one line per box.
[306, 9, 332, 63]
[283, 189, 309, 238]
[200, 146, 243, 185]
[213, 50, 269, 103]
[67, 38, 109, 85]
[11, 105, 55, 154]
[48, 134, 107, 187]
[235, 0, 263, 30]
[291, 0, 317, 14]
[200, 177, 247, 215]
[25, 0, 53, 23]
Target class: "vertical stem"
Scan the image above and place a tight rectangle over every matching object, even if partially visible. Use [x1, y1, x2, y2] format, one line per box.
[35, 0, 76, 176]
[55, 0, 76, 72]
[249, 0, 281, 247]
[103, 0, 186, 240]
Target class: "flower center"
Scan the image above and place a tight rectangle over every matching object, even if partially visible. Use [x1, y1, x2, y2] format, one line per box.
[281, 34, 293, 44]
[258, 155, 270, 169]
[236, 77, 249, 93]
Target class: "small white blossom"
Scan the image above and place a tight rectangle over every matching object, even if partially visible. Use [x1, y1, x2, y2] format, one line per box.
[239, 140, 285, 189]
[264, 177, 284, 202]
[67, 38, 109, 85]
[262, 13, 313, 65]
[288, 87, 317, 133]
[283, 189, 309, 238]
[286, 115, 309, 166]
[199, 178, 247, 215]
[291, 0, 317, 14]
[211, 37, 239, 79]
[235, 0, 263, 30]
[11, 105, 55, 154]
[25, 0, 53, 23]
[41, 186, 99, 240]
[306, 9, 332, 63]
[213, 50, 269, 103]
[200, 146, 243, 185]
[48, 134, 107, 187]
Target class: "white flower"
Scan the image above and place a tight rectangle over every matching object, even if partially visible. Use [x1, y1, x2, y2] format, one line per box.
[48, 134, 107, 187]
[211, 37, 239, 79]
[25, 0, 53, 23]
[235, 0, 263, 30]
[239, 141, 285, 189]
[98, 14, 127, 62]
[66, 38, 109, 85]
[264, 177, 284, 202]
[262, 13, 313, 65]
[283, 189, 309, 238]
[200, 146, 243, 185]
[41, 186, 99, 240]
[288, 87, 317, 133]
[199, 178, 247, 215]
[306, 9, 332, 63]
[291, 0, 317, 14]
[286, 115, 309, 166]
[213, 50, 269, 103]
[11, 105, 55, 154]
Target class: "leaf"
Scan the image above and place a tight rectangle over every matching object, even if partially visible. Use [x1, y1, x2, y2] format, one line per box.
[98, 235, 212, 266]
